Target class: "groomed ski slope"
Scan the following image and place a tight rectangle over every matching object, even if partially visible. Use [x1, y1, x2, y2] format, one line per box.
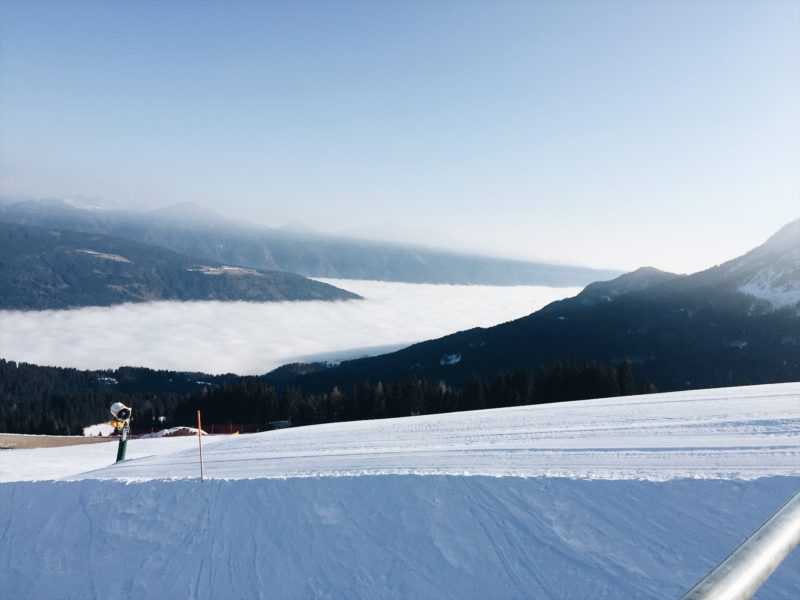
[2, 383, 799, 599]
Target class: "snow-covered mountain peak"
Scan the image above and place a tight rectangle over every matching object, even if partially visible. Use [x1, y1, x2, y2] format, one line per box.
[62, 197, 109, 211]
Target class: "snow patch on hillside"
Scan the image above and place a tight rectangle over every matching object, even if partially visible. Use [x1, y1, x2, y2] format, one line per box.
[739, 267, 800, 308]
[63, 198, 111, 211]
[188, 265, 263, 276]
[75, 249, 131, 263]
[439, 353, 462, 365]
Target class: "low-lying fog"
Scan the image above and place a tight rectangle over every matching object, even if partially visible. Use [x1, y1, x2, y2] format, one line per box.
[0, 280, 581, 375]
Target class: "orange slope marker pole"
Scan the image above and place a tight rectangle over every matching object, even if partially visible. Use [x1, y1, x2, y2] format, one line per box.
[197, 409, 205, 482]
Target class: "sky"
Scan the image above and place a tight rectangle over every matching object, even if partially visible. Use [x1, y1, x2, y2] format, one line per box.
[0, 0, 798, 273]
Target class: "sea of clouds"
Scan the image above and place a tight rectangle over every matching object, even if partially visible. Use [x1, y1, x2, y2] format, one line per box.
[0, 280, 581, 375]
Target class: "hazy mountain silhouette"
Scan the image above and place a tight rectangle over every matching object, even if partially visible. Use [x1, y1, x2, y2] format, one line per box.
[0, 198, 621, 286]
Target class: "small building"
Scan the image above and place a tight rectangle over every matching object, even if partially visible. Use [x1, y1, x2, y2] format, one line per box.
[267, 419, 292, 431]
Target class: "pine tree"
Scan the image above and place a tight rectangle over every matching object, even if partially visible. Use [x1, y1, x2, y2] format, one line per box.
[616, 361, 635, 395]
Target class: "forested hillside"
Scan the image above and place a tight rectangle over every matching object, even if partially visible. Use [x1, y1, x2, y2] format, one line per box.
[0, 358, 653, 435]
[0, 360, 238, 434]
[0, 222, 359, 309]
[272, 221, 800, 394]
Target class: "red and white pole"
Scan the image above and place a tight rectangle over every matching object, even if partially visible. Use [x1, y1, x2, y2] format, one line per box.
[197, 409, 205, 482]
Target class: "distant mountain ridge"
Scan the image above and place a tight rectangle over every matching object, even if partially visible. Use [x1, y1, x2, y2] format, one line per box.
[576, 267, 680, 306]
[0, 198, 621, 286]
[270, 219, 800, 393]
[0, 222, 359, 309]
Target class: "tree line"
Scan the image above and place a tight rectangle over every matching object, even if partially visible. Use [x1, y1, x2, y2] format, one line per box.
[0, 359, 211, 435]
[172, 360, 656, 429]
[1, 358, 655, 435]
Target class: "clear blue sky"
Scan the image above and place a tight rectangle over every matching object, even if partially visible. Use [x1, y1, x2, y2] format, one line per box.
[1, 0, 798, 272]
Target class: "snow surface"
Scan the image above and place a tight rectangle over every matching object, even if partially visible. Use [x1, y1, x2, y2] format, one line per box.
[0, 435, 229, 483]
[2, 383, 799, 598]
[82, 422, 115, 437]
[138, 426, 207, 438]
[42, 382, 799, 482]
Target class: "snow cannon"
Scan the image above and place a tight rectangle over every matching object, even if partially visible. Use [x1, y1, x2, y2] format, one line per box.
[110, 402, 132, 424]
[109, 402, 133, 463]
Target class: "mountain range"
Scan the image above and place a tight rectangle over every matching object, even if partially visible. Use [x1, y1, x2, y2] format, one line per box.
[268, 219, 800, 393]
[0, 222, 358, 310]
[2, 219, 797, 436]
[0, 198, 621, 286]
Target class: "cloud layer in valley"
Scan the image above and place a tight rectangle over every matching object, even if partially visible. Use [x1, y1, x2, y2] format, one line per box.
[0, 280, 580, 375]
